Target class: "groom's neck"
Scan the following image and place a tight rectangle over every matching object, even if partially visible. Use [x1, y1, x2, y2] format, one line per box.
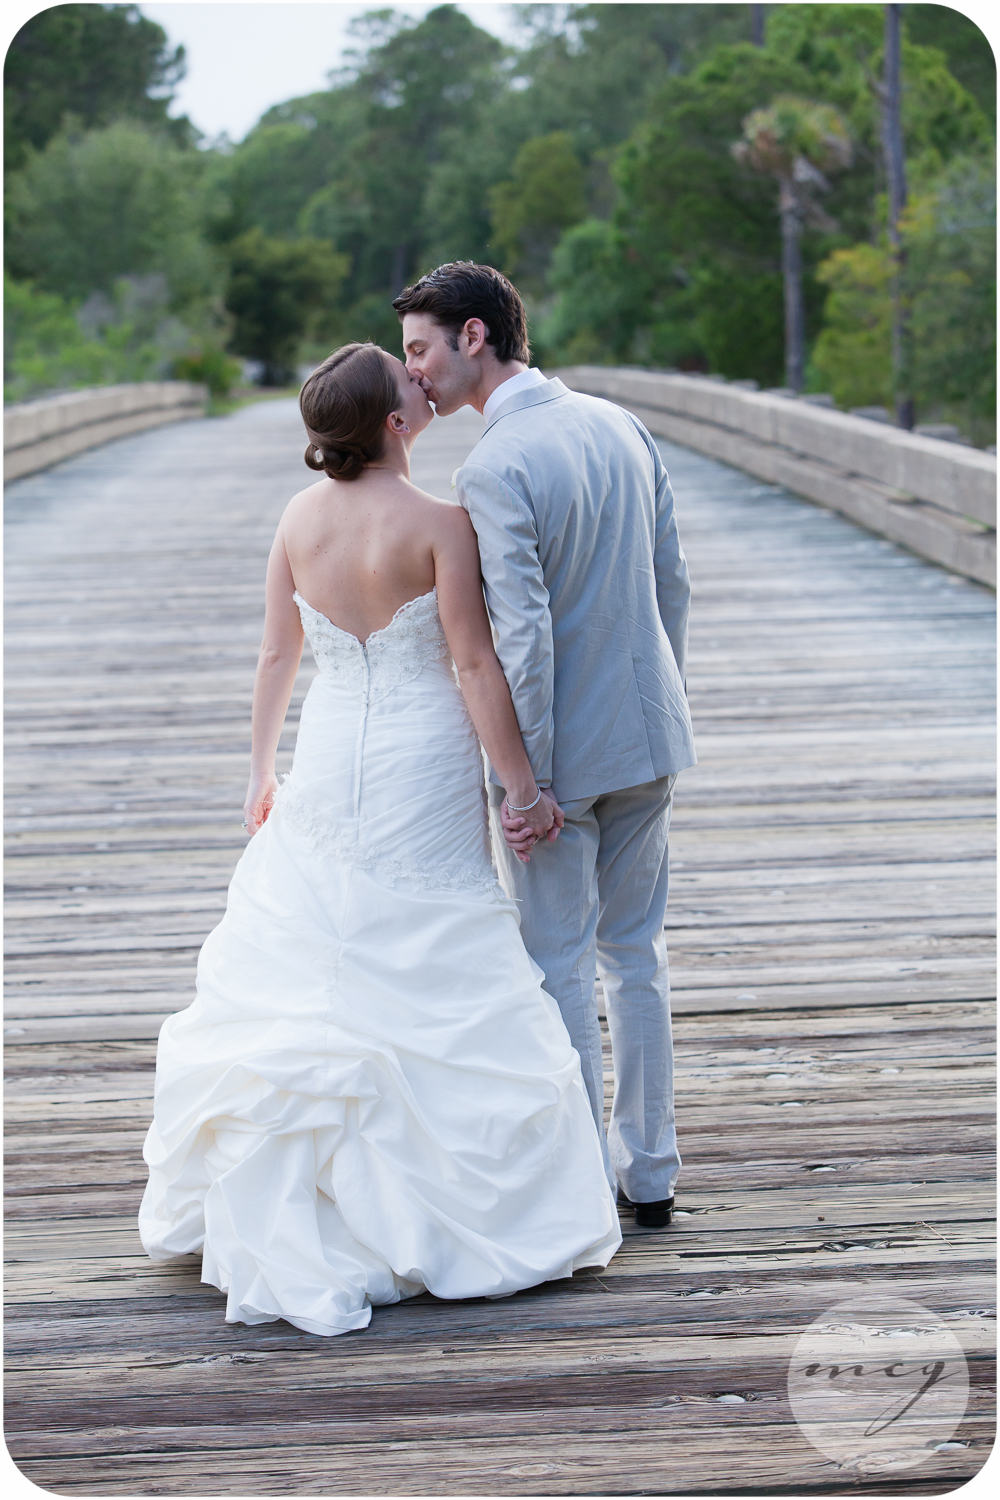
[470, 357, 529, 416]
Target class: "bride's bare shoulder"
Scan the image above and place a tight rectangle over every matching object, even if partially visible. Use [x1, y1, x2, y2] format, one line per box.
[286, 476, 335, 508]
[411, 490, 478, 564]
[277, 476, 336, 526]
[406, 483, 465, 517]
[414, 488, 475, 546]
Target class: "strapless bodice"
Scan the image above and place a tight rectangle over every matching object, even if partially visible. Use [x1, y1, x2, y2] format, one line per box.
[280, 584, 493, 895]
[294, 589, 451, 704]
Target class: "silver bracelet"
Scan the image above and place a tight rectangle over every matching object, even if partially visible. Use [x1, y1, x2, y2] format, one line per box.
[506, 786, 542, 812]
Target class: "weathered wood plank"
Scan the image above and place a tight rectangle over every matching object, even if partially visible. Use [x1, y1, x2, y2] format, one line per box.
[8, 1426, 992, 1499]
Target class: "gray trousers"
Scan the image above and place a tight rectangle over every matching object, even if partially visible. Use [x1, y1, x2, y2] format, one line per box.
[489, 775, 679, 1203]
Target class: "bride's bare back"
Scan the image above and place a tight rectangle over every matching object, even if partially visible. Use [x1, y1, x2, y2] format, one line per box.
[281, 470, 449, 643]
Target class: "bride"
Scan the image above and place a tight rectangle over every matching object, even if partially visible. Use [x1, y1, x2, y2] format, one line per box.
[139, 341, 621, 1336]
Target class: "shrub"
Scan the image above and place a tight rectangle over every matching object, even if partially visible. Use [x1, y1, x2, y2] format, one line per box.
[4, 272, 208, 404]
[809, 243, 893, 410]
[172, 347, 241, 398]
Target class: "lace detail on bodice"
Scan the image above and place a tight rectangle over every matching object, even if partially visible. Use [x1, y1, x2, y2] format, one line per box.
[274, 781, 504, 900]
[294, 589, 450, 703]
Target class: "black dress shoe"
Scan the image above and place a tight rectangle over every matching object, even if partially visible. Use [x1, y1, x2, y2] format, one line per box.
[617, 1192, 675, 1228]
[635, 1196, 674, 1228]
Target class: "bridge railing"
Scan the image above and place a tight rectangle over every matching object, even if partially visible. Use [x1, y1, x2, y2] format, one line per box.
[4, 381, 208, 485]
[558, 366, 996, 588]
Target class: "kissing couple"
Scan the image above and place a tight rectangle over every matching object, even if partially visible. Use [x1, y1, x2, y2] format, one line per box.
[139, 262, 696, 1337]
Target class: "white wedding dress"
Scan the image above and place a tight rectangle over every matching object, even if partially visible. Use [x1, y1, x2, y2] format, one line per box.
[139, 588, 621, 1336]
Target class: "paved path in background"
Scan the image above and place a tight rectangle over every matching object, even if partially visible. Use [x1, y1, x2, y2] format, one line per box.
[4, 398, 995, 1493]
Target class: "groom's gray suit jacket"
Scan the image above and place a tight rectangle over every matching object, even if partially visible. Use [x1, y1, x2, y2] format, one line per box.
[455, 377, 696, 802]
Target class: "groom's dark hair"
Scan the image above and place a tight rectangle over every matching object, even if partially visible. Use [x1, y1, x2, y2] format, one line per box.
[393, 262, 529, 364]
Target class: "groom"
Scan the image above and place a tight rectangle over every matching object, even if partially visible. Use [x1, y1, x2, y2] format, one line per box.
[394, 263, 695, 1228]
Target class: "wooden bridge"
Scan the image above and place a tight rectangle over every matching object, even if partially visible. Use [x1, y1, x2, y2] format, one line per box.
[4, 396, 995, 1494]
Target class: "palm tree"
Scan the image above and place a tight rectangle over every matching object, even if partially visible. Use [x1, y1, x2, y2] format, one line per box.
[878, 3, 912, 428]
[733, 98, 852, 391]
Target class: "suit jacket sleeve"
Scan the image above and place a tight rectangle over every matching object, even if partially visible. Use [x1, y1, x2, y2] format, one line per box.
[630, 416, 690, 689]
[456, 461, 555, 788]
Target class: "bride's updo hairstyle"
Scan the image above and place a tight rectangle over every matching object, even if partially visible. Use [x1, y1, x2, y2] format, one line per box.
[300, 342, 400, 481]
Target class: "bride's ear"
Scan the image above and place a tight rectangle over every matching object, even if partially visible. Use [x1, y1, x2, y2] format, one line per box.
[388, 411, 410, 435]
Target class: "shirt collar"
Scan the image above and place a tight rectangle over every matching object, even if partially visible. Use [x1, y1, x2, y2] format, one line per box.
[482, 367, 548, 424]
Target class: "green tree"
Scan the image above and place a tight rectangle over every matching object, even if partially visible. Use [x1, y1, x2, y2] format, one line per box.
[222, 123, 333, 241]
[224, 229, 349, 385]
[905, 3, 996, 127]
[733, 97, 852, 389]
[4, 3, 191, 171]
[906, 149, 996, 443]
[539, 217, 653, 364]
[5, 120, 220, 311]
[214, 88, 368, 244]
[489, 132, 587, 289]
[543, 6, 991, 380]
[599, 43, 819, 379]
[213, 5, 507, 340]
[203, 6, 764, 347]
[508, 4, 755, 157]
[763, 4, 991, 167]
[318, 5, 506, 299]
[418, 127, 514, 269]
[395, 5, 752, 290]
[810, 150, 995, 444]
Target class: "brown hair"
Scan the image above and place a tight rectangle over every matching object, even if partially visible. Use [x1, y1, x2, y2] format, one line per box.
[299, 342, 400, 481]
[392, 262, 529, 365]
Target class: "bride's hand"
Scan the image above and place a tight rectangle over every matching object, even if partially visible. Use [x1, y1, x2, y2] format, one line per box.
[244, 771, 278, 835]
[501, 790, 564, 863]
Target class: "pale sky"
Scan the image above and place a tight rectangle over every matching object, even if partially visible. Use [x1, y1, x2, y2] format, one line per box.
[139, 1, 528, 143]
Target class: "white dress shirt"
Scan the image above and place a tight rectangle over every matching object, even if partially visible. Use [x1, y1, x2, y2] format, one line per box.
[482, 367, 548, 424]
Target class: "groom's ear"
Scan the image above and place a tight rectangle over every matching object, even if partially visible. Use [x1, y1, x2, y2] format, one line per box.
[462, 318, 489, 358]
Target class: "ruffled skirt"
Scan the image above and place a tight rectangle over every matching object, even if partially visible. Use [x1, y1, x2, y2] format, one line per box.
[139, 661, 620, 1335]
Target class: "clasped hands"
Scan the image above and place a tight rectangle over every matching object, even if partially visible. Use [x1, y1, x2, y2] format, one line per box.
[243, 768, 563, 864]
[501, 788, 564, 864]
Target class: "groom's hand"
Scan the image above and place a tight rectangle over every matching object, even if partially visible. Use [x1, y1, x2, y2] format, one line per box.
[501, 789, 564, 863]
[538, 789, 565, 842]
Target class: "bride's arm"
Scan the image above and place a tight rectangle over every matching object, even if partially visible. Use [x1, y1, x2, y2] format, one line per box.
[244, 523, 304, 834]
[434, 506, 563, 851]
